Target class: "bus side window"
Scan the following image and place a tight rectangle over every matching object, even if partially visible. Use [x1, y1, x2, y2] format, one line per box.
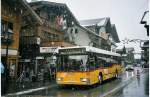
[56, 57, 60, 71]
[64, 56, 68, 64]
[86, 59, 90, 69]
[94, 56, 99, 68]
[88, 55, 95, 70]
[98, 60, 102, 68]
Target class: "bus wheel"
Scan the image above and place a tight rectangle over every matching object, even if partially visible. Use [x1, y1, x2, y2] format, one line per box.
[98, 73, 103, 84]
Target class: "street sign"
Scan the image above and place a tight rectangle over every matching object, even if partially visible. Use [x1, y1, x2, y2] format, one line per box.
[36, 56, 44, 59]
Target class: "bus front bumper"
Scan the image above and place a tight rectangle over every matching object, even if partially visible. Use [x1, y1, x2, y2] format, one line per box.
[56, 78, 91, 85]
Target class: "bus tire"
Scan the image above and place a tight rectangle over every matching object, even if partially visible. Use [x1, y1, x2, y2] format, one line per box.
[98, 73, 103, 84]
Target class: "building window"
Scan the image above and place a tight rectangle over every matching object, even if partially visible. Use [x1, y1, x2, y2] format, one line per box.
[1, 20, 14, 44]
[75, 28, 78, 34]
[70, 28, 73, 34]
[43, 31, 60, 42]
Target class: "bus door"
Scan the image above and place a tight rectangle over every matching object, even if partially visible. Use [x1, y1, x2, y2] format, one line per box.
[103, 57, 110, 80]
[88, 54, 97, 84]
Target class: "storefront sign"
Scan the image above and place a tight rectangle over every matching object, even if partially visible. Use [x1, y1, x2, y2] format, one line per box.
[40, 47, 59, 53]
[19, 59, 31, 62]
[36, 56, 44, 59]
[1, 49, 17, 55]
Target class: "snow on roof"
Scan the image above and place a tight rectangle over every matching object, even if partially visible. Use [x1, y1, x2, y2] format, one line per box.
[79, 18, 107, 27]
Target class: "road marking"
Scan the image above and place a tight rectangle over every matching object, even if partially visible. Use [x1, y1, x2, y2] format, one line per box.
[5, 84, 56, 96]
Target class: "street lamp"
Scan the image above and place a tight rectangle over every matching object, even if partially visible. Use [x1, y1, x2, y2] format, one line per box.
[2, 28, 13, 70]
[1, 28, 13, 90]
[140, 11, 149, 36]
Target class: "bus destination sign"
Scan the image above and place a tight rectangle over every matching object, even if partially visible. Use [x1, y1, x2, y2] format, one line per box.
[59, 48, 86, 55]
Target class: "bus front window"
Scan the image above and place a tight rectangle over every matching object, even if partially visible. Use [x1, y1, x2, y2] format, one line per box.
[57, 55, 88, 72]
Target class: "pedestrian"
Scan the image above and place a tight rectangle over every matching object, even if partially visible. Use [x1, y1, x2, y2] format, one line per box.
[43, 68, 48, 82]
[30, 69, 34, 82]
[50, 65, 53, 80]
[136, 69, 140, 76]
[25, 67, 30, 81]
[1, 62, 6, 95]
[10, 62, 16, 77]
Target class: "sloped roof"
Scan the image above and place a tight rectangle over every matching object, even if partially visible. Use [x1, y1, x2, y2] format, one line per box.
[79, 17, 109, 26]
[111, 24, 120, 43]
[78, 24, 106, 40]
[30, 1, 66, 8]
[21, 0, 43, 25]
[29, 1, 79, 25]
[2, 0, 42, 25]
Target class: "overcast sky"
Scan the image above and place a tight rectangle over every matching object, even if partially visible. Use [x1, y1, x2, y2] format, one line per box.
[31, 0, 149, 40]
[28, 0, 149, 58]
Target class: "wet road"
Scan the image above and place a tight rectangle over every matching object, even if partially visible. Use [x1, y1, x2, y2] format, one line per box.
[24, 72, 135, 97]
[26, 79, 121, 97]
[107, 69, 149, 97]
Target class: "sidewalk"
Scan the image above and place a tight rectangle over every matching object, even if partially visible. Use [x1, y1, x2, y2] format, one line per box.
[3, 79, 56, 96]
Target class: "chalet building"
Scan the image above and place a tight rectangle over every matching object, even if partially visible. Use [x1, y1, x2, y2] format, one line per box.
[109, 24, 120, 52]
[28, 1, 79, 47]
[19, 1, 120, 76]
[116, 46, 126, 66]
[116, 46, 135, 66]
[1, 0, 42, 78]
[73, 24, 109, 49]
[63, 20, 104, 48]
[79, 18, 120, 51]
[117, 47, 135, 66]
[19, 1, 84, 75]
[125, 47, 135, 65]
[65, 25, 91, 46]
[20, 1, 110, 75]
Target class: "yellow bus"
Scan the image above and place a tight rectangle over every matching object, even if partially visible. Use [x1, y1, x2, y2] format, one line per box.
[56, 46, 122, 86]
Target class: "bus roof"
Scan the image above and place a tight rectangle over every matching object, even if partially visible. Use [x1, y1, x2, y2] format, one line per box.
[59, 46, 121, 57]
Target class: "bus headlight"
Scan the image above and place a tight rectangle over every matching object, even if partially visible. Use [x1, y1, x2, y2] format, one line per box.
[80, 78, 90, 82]
[57, 77, 63, 81]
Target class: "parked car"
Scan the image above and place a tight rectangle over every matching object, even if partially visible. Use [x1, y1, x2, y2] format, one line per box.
[125, 65, 134, 71]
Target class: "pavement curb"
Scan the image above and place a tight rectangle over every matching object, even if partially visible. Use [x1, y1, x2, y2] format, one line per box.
[100, 76, 135, 97]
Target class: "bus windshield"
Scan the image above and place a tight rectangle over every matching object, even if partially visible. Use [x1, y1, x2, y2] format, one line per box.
[57, 55, 88, 72]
